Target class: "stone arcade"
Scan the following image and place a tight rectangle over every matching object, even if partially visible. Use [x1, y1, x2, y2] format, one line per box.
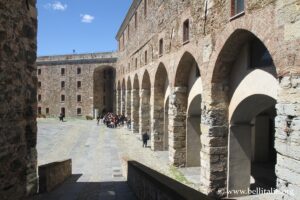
[0, 0, 299, 199]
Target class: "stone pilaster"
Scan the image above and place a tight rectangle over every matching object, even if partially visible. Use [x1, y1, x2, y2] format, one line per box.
[151, 87, 164, 151]
[116, 89, 121, 114]
[139, 89, 151, 135]
[121, 89, 126, 115]
[275, 75, 300, 200]
[168, 87, 187, 167]
[126, 90, 131, 119]
[131, 89, 140, 134]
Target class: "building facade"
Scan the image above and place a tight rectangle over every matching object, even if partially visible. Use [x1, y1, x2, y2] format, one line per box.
[36, 53, 117, 118]
[115, 0, 300, 198]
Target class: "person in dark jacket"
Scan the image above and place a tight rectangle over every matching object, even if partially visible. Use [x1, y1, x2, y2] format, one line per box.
[142, 132, 149, 148]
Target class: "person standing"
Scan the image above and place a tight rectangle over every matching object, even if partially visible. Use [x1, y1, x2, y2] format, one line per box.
[142, 132, 149, 148]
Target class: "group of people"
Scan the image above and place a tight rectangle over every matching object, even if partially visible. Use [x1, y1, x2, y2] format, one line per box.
[97, 112, 131, 129]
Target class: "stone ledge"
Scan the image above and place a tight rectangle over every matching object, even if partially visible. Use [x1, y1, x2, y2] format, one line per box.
[38, 159, 72, 193]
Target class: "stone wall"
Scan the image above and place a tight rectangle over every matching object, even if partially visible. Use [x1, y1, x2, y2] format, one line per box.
[37, 53, 117, 117]
[0, 0, 38, 199]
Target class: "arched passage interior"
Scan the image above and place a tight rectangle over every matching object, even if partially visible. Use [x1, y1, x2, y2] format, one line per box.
[140, 71, 151, 137]
[131, 74, 140, 133]
[126, 77, 132, 119]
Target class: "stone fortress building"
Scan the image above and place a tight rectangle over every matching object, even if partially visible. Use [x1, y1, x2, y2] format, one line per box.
[0, 0, 299, 199]
[36, 53, 117, 117]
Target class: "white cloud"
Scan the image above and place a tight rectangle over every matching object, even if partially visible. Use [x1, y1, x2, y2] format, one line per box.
[44, 1, 67, 11]
[80, 14, 95, 23]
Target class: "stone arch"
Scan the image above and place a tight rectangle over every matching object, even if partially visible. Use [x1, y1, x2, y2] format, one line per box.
[121, 78, 126, 115]
[131, 74, 140, 133]
[206, 29, 278, 197]
[152, 63, 169, 150]
[140, 70, 151, 139]
[93, 66, 115, 116]
[117, 80, 121, 114]
[126, 77, 132, 119]
[170, 51, 202, 166]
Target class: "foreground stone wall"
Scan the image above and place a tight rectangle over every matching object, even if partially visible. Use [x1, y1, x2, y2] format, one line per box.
[115, 0, 300, 198]
[37, 53, 117, 117]
[0, 0, 38, 199]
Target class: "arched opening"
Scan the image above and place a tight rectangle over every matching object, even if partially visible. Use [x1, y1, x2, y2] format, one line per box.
[121, 78, 126, 115]
[132, 74, 140, 134]
[126, 77, 132, 121]
[164, 96, 169, 151]
[93, 66, 115, 117]
[171, 52, 202, 167]
[210, 29, 278, 197]
[140, 71, 151, 138]
[153, 63, 169, 151]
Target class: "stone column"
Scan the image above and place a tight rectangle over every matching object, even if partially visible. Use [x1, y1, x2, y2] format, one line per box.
[275, 75, 300, 199]
[131, 89, 140, 134]
[199, 83, 228, 197]
[139, 89, 151, 136]
[121, 89, 126, 115]
[227, 124, 252, 197]
[126, 89, 131, 119]
[116, 89, 120, 114]
[151, 87, 164, 151]
[168, 87, 187, 166]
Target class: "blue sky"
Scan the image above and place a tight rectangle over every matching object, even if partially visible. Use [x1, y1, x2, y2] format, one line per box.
[37, 0, 132, 56]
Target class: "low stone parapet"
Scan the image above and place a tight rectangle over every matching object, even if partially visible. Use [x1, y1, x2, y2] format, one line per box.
[127, 161, 212, 200]
[38, 159, 72, 193]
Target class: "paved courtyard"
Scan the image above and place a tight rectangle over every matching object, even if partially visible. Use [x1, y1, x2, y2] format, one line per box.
[35, 118, 199, 200]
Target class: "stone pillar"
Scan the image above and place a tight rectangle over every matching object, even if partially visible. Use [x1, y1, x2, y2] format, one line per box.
[131, 89, 140, 134]
[227, 124, 252, 197]
[168, 87, 187, 166]
[275, 75, 300, 199]
[126, 89, 131, 119]
[151, 87, 164, 151]
[121, 89, 126, 115]
[139, 89, 151, 136]
[116, 89, 120, 114]
[199, 83, 228, 197]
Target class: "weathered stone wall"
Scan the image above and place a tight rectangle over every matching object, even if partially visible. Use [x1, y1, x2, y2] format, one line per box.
[0, 0, 38, 199]
[37, 53, 117, 117]
[115, 0, 300, 198]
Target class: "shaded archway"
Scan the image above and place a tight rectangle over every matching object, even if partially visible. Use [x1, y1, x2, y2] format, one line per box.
[126, 77, 132, 121]
[209, 29, 278, 197]
[170, 52, 202, 166]
[121, 78, 126, 115]
[131, 74, 140, 133]
[93, 66, 115, 117]
[117, 81, 121, 114]
[140, 71, 151, 138]
[152, 63, 169, 150]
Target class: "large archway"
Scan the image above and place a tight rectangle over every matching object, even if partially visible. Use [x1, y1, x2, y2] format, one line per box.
[210, 29, 278, 197]
[152, 63, 169, 151]
[140, 71, 151, 138]
[117, 81, 121, 115]
[93, 66, 115, 117]
[131, 74, 140, 134]
[126, 77, 132, 120]
[121, 78, 126, 115]
[170, 52, 202, 167]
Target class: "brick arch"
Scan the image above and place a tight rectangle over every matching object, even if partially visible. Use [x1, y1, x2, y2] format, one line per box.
[152, 62, 169, 151]
[140, 70, 151, 136]
[141, 70, 151, 90]
[174, 51, 200, 87]
[131, 73, 140, 133]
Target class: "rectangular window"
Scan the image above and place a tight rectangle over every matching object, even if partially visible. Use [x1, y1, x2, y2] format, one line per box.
[38, 107, 41, 115]
[38, 68, 41, 75]
[38, 81, 41, 88]
[135, 58, 138, 69]
[135, 12, 138, 29]
[144, 0, 147, 18]
[46, 108, 49, 114]
[61, 68, 65, 76]
[77, 67, 81, 75]
[103, 96, 106, 105]
[231, 0, 244, 16]
[61, 81, 65, 89]
[77, 108, 82, 115]
[38, 94, 41, 101]
[183, 19, 190, 43]
[103, 83, 106, 92]
[145, 51, 148, 65]
[159, 39, 163, 56]
[77, 81, 81, 88]
[77, 95, 81, 102]
[61, 94, 65, 102]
